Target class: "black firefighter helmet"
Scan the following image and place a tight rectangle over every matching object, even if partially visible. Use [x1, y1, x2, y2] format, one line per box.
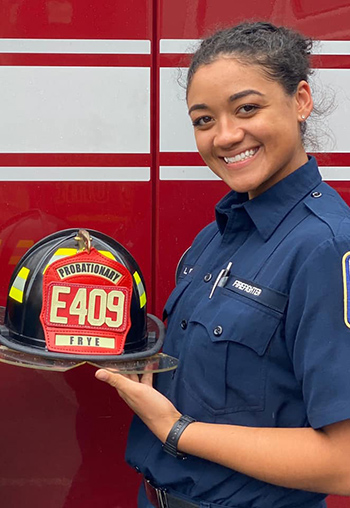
[0, 229, 164, 361]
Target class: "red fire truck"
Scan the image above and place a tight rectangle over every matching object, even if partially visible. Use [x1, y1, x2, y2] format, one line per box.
[0, 0, 349, 506]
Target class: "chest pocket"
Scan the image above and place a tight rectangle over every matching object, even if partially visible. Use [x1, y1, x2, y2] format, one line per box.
[182, 287, 285, 415]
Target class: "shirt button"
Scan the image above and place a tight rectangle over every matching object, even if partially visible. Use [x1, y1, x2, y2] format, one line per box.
[311, 191, 322, 198]
[180, 320, 188, 330]
[213, 325, 223, 336]
[135, 466, 141, 473]
[203, 273, 212, 282]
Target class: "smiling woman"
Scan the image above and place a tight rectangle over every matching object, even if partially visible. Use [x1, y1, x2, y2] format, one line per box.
[96, 22, 350, 508]
[187, 57, 312, 198]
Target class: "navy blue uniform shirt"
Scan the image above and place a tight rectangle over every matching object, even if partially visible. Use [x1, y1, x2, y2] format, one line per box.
[126, 157, 350, 508]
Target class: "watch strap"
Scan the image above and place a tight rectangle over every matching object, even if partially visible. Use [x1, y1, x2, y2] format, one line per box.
[163, 415, 196, 459]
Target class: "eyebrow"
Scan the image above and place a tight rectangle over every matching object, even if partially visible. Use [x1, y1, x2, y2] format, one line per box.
[229, 89, 264, 102]
[188, 103, 208, 115]
[188, 89, 264, 115]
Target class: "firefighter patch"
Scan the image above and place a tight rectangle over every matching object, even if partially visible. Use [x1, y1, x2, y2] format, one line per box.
[40, 247, 132, 355]
[342, 251, 350, 329]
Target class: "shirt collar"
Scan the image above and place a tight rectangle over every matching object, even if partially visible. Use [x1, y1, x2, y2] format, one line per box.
[215, 156, 322, 241]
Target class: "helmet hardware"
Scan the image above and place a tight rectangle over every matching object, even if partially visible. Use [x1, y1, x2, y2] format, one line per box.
[74, 229, 92, 253]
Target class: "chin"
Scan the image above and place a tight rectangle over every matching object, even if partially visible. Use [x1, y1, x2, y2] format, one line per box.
[224, 179, 260, 195]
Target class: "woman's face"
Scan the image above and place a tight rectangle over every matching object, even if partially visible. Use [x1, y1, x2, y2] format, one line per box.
[187, 57, 312, 199]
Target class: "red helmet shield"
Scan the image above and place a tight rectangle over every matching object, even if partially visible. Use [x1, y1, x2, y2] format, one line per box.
[40, 247, 132, 355]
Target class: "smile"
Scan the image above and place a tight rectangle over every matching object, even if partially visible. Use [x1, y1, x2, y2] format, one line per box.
[224, 148, 259, 164]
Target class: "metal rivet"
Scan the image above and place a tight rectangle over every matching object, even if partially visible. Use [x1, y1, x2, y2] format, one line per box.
[311, 191, 322, 198]
[180, 320, 188, 330]
[204, 273, 212, 282]
[213, 325, 223, 336]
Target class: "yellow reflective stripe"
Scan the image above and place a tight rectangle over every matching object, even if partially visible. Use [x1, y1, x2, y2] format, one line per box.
[9, 286, 23, 303]
[43, 249, 117, 273]
[99, 250, 116, 261]
[18, 267, 30, 279]
[133, 271, 141, 285]
[140, 292, 146, 308]
[54, 248, 77, 257]
[9, 267, 30, 303]
[133, 271, 146, 308]
[44, 248, 78, 273]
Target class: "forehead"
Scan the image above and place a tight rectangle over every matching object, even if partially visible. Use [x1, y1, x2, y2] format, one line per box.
[187, 57, 283, 105]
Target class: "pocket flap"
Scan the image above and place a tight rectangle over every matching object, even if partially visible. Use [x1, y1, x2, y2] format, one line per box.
[189, 291, 282, 356]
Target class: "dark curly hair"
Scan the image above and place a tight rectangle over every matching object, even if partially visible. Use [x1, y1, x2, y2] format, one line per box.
[187, 21, 313, 95]
[186, 22, 314, 137]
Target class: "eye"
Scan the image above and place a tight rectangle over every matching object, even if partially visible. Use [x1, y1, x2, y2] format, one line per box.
[192, 115, 213, 127]
[237, 104, 258, 115]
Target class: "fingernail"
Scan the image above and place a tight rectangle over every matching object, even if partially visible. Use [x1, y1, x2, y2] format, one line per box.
[95, 370, 108, 381]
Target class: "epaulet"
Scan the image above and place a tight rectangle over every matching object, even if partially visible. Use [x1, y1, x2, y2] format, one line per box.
[304, 182, 350, 236]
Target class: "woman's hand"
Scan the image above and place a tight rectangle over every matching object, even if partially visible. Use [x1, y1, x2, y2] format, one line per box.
[95, 369, 181, 442]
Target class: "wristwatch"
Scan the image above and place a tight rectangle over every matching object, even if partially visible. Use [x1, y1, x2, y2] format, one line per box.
[163, 415, 196, 459]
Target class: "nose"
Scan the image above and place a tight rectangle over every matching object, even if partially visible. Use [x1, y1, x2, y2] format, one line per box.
[213, 117, 244, 149]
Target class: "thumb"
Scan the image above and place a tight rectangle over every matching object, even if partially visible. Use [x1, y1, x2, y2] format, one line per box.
[95, 369, 124, 388]
[95, 369, 110, 382]
[95, 369, 131, 391]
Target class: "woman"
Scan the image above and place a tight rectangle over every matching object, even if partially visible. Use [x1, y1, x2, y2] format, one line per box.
[96, 22, 350, 508]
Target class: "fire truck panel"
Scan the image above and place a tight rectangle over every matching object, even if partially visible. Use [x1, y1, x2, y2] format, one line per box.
[0, 0, 349, 506]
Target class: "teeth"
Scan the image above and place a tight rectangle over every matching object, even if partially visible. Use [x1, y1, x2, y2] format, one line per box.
[224, 148, 258, 164]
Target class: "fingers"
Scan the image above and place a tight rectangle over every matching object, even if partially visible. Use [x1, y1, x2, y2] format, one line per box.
[140, 361, 154, 385]
[140, 371, 153, 386]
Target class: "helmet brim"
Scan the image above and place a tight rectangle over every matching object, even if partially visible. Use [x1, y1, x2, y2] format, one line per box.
[0, 312, 169, 364]
[0, 347, 179, 373]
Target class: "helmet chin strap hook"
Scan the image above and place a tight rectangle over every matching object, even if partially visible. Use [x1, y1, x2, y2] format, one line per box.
[74, 229, 92, 253]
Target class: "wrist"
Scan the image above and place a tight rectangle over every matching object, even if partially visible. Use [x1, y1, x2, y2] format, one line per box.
[146, 411, 181, 443]
[163, 414, 196, 459]
[161, 412, 181, 442]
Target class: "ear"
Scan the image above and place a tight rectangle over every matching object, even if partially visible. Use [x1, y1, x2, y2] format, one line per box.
[295, 80, 313, 122]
